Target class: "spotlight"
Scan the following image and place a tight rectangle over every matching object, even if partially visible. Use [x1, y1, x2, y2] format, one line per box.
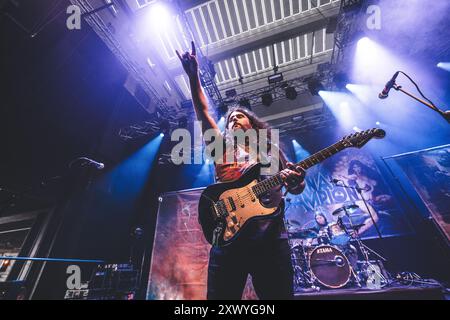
[159, 119, 170, 133]
[437, 62, 450, 71]
[149, 3, 171, 29]
[353, 126, 362, 132]
[261, 93, 273, 107]
[333, 72, 350, 91]
[340, 101, 349, 108]
[357, 37, 371, 48]
[342, 0, 363, 12]
[160, 133, 165, 137]
[307, 78, 324, 96]
[225, 89, 237, 98]
[285, 87, 297, 100]
[239, 98, 251, 109]
[218, 102, 228, 117]
[376, 121, 381, 126]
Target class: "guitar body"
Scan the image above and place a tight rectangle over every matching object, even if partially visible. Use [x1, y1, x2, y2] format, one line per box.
[197, 128, 386, 247]
[198, 163, 284, 247]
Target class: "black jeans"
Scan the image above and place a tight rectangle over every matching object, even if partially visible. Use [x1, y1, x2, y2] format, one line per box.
[207, 238, 293, 300]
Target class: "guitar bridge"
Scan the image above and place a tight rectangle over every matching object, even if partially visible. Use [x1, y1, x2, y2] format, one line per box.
[212, 199, 228, 220]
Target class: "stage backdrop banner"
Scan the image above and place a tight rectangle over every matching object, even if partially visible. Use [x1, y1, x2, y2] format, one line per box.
[146, 149, 413, 300]
[386, 145, 450, 242]
[285, 148, 413, 239]
[146, 188, 257, 300]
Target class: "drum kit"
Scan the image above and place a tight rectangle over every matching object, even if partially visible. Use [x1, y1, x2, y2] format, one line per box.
[287, 203, 389, 291]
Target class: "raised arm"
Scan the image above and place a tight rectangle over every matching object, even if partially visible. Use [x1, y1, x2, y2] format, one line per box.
[176, 42, 220, 137]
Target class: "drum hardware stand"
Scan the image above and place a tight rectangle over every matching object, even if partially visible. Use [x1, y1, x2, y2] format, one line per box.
[337, 206, 389, 287]
[283, 205, 318, 291]
[332, 181, 391, 288]
[333, 180, 382, 239]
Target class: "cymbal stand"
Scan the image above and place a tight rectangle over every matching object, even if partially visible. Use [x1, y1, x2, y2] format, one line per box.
[283, 207, 317, 290]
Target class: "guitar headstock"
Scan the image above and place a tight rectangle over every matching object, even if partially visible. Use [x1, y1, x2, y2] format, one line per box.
[341, 128, 386, 149]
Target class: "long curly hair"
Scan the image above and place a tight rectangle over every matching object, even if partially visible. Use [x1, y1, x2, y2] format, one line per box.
[348, 160, 378, 180]
[224, 106, 288, 167]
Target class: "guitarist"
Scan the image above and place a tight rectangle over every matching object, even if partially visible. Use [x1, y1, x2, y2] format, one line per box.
[176, 42, 306, 300]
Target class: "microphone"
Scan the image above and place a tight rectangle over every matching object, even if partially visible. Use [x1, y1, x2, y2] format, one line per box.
[69, 157, 105, 170]
[87, 159, 105, 170]
[379, 71, 399, 99]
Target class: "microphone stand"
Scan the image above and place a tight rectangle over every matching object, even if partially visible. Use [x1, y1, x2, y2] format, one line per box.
[392, 83, 450, 124]
[333, 180, 383, 239]
[332, 180, 390, 287]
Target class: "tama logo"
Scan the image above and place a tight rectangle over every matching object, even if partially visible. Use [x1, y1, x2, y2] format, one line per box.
[317, 248, 333, 254]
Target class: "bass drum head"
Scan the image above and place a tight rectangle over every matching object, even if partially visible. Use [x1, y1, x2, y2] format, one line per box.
[309, 245, 351, 289]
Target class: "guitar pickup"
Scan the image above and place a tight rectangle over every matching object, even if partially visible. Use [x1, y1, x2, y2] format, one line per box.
[212, 200, 229, 219]
[227, 197, 236, 211]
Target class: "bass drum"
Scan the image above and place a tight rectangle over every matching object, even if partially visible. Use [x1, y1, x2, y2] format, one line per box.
[309, 245, 351, 289]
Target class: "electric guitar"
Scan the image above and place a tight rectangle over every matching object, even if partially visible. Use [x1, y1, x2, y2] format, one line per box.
[198, 128, 386, 247]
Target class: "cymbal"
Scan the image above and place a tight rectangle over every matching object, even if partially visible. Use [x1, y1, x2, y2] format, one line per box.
[345, 223, 365, 231]
[289, 228, 317, 239]
[332, 203, 360, 216]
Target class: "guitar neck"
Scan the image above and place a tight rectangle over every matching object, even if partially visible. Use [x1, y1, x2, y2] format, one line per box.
[252, 140, 347, 197]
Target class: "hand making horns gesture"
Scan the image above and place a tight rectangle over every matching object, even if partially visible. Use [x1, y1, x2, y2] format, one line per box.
[176, 41, 199, 79]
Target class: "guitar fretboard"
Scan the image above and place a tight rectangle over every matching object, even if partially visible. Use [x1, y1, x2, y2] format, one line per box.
[252, 140, 346, 197]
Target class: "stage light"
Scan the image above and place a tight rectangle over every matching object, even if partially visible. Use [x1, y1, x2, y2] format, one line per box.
[346, 83, 379, 105]
[239, 98, 251, 109]
[292, 139, 310, 162]
[307, 78, 324, 96]
[225, 89, 237, 98]
[376, 121, 381, 126]
[160, 133, 165, 137]
[319, 91, 362, 130]
[340, 101, 349, 108]
[357, 37, 371, 48]
[217, 102, 228, 117]
[353, 37, 409, 86]
[437, 62, 450, 72]
[333, 72, 350, 91]
[149, 3, 171, 29]
[97, 133, 165, 204]
[285, 87, 297, 100]
[261, 93, 273, 107]
[159, 119, 170, 134]
[353, 126, 362, 132]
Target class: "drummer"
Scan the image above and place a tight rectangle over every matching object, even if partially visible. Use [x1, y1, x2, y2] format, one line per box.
[306, 212, 331, 246]
[311, 211, 359, 273]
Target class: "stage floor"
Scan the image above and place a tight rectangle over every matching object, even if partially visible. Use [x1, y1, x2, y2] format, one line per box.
[294, 283, 446, 300]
